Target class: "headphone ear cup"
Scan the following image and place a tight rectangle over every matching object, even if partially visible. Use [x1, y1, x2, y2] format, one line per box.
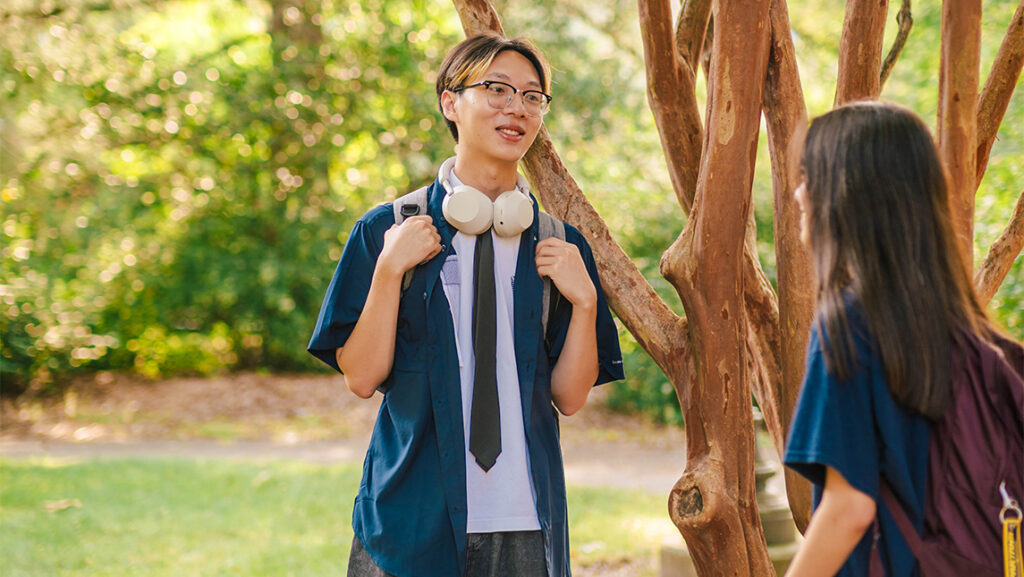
[492, 190, 535, 237]
[442, 185, 493, 235]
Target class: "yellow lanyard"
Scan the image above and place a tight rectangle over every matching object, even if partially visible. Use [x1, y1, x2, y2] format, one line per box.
[1002, 482, 1023, 577]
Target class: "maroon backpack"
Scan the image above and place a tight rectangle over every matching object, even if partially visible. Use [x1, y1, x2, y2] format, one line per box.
[870, 330, 1024, 577]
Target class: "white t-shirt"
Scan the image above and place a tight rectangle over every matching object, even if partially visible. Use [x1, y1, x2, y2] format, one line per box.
[439, 173, 540, 534]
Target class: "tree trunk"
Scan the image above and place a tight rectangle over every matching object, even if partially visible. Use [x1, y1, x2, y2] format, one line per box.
[835, 0, 889, 104]
[450, 1, 1023, 575]
[659, 0, 774, 573]
[762, 0, 814, 531]
[938, 0, 982, 271]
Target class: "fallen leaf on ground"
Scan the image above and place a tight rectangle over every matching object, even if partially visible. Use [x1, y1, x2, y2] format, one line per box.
[44, 499, 82, 513]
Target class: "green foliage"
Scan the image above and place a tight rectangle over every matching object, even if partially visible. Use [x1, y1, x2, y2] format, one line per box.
[1, 0, 1020, 421]
[1, 0, 465, 390]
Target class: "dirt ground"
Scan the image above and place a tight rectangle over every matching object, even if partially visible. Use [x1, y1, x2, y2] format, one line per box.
[1, 372, 684, 448]
[1, 371, 692, 577]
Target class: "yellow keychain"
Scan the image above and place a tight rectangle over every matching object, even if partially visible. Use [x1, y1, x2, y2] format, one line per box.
[1002, 482, 1023, 577]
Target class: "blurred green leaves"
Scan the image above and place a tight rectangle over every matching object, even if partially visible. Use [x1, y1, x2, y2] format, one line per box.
[0, 0, 1020, 415]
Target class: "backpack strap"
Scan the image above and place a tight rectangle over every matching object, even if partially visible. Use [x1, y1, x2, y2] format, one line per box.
[392, 186, 429, 292]
[537, 211, 566, 339]
[879, 479, 928, 557]
[869, 479, 928, 577]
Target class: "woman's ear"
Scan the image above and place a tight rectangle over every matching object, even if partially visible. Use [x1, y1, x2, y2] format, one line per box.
[440, 91, 458, 123]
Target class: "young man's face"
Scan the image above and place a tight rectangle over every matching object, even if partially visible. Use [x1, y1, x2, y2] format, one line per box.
[443, 50, 545, 166]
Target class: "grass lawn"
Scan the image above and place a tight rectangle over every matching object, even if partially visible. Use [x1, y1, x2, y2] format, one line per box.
[0, 457, 673, 576]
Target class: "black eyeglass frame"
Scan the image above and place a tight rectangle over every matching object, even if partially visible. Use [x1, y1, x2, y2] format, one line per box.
[452, 80, 553, 116]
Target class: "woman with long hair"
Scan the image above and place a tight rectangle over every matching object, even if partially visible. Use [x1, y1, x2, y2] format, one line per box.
[782, 101, 1019, 576]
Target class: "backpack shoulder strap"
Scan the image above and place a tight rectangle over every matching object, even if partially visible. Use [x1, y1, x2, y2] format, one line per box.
[392, 186, 429, 292]
[537, 212, 566, 338]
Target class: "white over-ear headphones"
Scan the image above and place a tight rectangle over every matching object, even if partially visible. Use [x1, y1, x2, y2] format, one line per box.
[438, 157, 535, 237]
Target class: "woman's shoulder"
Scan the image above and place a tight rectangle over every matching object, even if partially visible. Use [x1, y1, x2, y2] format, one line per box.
[813, 296, 876, 356]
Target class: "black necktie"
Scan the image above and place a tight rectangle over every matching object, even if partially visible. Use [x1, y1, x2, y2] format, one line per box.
[470, 231, 501, 472]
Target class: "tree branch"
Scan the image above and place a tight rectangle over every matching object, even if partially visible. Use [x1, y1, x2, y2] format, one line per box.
[835, 0, 890, 105]
[879, 0, 913, 88]
[452, 0, 505, 35]
[675, 0, 713, 76]
[663, 0, 775, 571]
[976, 0, 1024, 188]
[975, 190, 1024, 305]
[638, 0, 704, 213]
[452, 0, 687, 378]
[521, 130, 688, 377]
[938, 0, 983, 271]
[0, 0, 166, 22]
[761, 0, 814, 532]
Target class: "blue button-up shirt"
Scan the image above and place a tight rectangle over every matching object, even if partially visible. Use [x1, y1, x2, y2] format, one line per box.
[308, 179, 624, 577]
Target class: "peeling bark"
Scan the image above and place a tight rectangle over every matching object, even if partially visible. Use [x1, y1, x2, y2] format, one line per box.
[762, 0, 814, 532]
[661, 0, 775, 573]
[451, 1, 1020, 575]
[676, 0, 714, 73]
[835, 0, 889, 104]
[938, 0, 982, 271]
[638, 0, 705, 211]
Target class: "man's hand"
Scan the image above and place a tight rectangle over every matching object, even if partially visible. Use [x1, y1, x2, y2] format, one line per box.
[535, 238, 596, 310]
[378, 215, 442, 278]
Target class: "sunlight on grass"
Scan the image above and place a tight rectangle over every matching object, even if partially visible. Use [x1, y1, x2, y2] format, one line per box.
[567, 485, 675, 567]
[1, 458, 670, 576]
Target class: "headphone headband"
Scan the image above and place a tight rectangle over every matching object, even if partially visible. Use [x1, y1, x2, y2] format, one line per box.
[437, 157, 531, 198]
[437, 157, 534, 237]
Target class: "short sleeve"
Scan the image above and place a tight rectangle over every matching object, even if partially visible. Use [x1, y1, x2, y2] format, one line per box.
[307, 205, 393, 372]
[545, 223, 624, 386]
[783, 327, 881, 499]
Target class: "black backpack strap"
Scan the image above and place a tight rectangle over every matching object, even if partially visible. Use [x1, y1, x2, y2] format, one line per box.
[392, 186, 429, 292]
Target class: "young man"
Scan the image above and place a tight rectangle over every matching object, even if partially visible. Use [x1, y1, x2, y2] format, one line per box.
[308, 34, 624, 577]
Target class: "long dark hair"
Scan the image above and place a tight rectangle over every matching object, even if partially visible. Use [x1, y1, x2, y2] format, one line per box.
[801, 101, 990, 420]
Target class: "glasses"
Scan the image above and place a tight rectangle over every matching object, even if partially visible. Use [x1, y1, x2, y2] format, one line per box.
[453, 81, 552, 117]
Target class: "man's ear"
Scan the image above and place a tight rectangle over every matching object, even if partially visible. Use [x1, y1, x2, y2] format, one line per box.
[440, 91, 458, 123]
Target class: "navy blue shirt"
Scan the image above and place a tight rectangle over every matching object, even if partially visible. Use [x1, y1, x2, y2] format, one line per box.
[308, 179, 624, 577]
[785, 307, 930, 576]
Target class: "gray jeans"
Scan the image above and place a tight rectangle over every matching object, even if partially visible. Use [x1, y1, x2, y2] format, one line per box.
[348, 531, 547, 577]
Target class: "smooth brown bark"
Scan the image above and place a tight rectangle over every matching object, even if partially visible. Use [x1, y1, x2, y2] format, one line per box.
[638, 0, 705, 212]
[835, 0, 889, 105]
[676, 0, 714, 73]
[452, 0, 503, 33]
[661, 0, 774, 574]
[452, 1, 1021, 575]
[762, 0, 814, 532]
[938, 0, 982, 271]
[522, 129, 690, 377]
[975, 191, 1024, 305]
[639, 0, 789, 458]
[976, 0, 1024, 188]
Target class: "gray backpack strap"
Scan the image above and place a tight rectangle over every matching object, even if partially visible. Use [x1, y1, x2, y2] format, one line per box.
[537, 212, 566, 337]
[392, 186, 430, 292]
